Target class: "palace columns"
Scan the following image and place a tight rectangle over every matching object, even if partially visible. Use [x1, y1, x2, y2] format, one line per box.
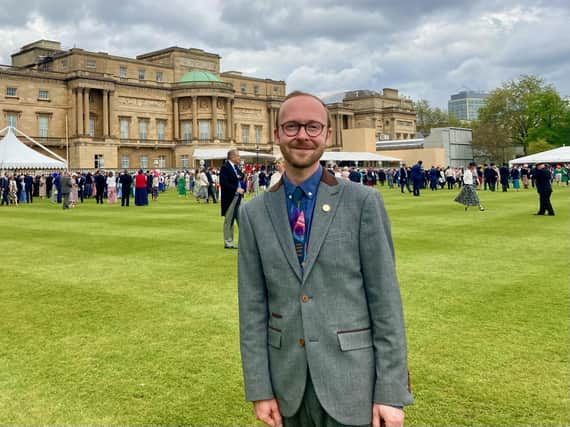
[226, 98, 233, 140]
[212, 96, 218, 141]
[173, 98, 179, 140]
[108, 91, 115, 137]
[83, 88, 90, 136]
[76, 88, 83, 135]
[102, 90, 109, 137]
[191, 96, 198, 140]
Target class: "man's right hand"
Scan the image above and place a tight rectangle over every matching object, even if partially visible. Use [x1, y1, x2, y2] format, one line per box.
[237, 188, 245, 194]
[253, 399, 282, 427]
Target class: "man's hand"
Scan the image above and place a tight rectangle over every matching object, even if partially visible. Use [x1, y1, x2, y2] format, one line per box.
[237, 188, 245, 194]
[372, 404, 404, 427]
[253, 399, 282, 427]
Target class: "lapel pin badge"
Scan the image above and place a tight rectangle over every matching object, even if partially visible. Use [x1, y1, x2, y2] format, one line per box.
[322, 204, 331, 212]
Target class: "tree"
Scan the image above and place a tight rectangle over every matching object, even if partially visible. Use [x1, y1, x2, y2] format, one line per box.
[478, 75, 570, 154]
[527, 139, 555, 155]
[413, 99, 463, 135]
[471, 121, 516, 164]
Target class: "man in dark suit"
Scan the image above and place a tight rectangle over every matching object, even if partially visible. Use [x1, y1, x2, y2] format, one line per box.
[238, 92, 412, 427]
[119, 170, 133, 207]
[500, 163, 510, 192]
[399, 163, 411, 193]
[24, 174, 34, 203]
[206, 167, 217, 203]
[534, 163, 554, 215]
[220, 149, 244, 248]
[54, 172, 62, 203]
[410, 160, 424, 196]
[94, 170, 106, 204]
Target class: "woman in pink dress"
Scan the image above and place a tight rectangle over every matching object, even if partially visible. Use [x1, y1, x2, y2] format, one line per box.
[107, 171, 117, 204]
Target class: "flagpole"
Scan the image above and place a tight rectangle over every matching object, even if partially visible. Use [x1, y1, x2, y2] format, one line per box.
[65, 114, 69, 171]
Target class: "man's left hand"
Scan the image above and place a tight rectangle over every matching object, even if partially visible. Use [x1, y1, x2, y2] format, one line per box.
[372, 404, 404, 427]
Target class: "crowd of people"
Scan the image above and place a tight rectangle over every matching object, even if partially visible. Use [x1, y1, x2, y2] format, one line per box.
[0, 162, 566, 210]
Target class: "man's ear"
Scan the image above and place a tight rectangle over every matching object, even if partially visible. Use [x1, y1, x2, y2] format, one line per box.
[273, 127, 280, 145]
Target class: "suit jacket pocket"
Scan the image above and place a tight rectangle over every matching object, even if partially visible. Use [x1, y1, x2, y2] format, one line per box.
[268, 327, 282, 349]
[337, 328, 372, 351]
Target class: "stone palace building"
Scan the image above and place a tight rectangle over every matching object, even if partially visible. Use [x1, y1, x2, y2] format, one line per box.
[1, 40, 416, 169]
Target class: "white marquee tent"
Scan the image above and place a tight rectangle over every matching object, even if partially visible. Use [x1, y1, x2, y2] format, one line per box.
[0, 127, 67, 169]
[509, 146, 570, 166]
[321, 151, 401, 163]
[192, 148, 276, 161]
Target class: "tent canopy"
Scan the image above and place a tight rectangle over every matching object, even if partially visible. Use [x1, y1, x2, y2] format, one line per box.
[321, 151, 401, 163]
[509, 146, 570, 166]
[0, 127, 67, 169]
[192, 148, 275, 161]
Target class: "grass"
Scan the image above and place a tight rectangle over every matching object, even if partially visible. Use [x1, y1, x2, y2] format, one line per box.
[0, 184, 568, 426]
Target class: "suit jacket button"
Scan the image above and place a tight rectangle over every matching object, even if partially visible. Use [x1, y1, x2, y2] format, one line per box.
[301, 294, 310, 303]
[298, 338, 305, 347]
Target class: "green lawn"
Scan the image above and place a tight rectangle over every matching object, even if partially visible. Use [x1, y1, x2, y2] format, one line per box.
[0, 185, 568, 426]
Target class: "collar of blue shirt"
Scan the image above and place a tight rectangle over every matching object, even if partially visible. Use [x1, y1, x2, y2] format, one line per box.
[282, 165, 323, 201]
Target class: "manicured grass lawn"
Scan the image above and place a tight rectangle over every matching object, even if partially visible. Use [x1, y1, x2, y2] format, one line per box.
[0, 185, 568, 426]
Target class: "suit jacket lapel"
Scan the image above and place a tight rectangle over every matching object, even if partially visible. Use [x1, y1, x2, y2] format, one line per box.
[264, 185, 303, 282]
[302, 179, 343, 283]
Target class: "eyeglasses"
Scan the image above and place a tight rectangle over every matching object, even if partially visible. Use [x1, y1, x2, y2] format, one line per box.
[281, 121, 325, 137]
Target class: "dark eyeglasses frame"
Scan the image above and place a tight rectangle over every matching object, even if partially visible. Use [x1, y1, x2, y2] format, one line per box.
[280, 121, 326, 137]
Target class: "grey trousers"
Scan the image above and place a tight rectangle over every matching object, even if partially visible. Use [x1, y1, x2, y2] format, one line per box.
[223, 194, 240, 247]
[283, 375, 370, 427]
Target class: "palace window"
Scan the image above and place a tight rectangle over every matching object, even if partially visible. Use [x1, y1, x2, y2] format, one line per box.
[157, 155, 166, 168]
[140, 155, 149, 169]
[240, 83, 247, 94]
[94, 154, 104, 168]
[253, 85, 259, 96]
[89, 117, 95, 137]
[119, 66, 128, 78]
[7, 113, 17, 128]
[60, 59, 68, 70]
[182, 120, 192, 142]
[199, 120, 210, 141]
[38, 90, 49, 100]
[38, 115, 49, 138]
[120, 118, 129, 139]
[139, 118, 148, 140]
[242, 125, 249, 144]
[156, 71, 163, 82]
[273, 86, 280, 94]
[6, 87, 17, 97]
[157, 119, 166, 141]
[255, 126, 262, 145]
[216, 119, 224, 139]
[181, 154, 189, 169]
[86, 59, 96, 69]
[121, 155, 129, 169]
[138, 69, 146, 80]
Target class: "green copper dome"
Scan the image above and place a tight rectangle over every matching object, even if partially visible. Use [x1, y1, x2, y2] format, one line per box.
[179, 70, 221, 83]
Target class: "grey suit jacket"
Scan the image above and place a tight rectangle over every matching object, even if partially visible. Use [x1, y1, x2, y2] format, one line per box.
[238, 172, 413, 425]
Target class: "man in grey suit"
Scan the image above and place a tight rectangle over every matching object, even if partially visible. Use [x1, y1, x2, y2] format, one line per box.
[60, 171, 73, 209]
[238, 92, 413, 427]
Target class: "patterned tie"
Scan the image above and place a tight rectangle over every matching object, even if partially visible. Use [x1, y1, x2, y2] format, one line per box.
[290, 186, 306, 265]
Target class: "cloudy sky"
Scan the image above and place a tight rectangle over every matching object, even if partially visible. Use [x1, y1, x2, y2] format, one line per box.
[1, 0, 568, 108]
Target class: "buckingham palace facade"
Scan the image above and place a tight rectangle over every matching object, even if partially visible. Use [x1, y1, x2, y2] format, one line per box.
[1, 40, 417, 169]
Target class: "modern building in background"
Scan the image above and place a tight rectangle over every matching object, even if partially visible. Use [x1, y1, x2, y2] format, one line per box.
[448, 90, 489, 121]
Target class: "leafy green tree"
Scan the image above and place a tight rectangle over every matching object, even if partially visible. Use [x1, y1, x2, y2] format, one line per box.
[478, 75, 569, 154]
[472, 121, 516, 164]
[527, 139, 555, 155]
[413, 99, 463, 135]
